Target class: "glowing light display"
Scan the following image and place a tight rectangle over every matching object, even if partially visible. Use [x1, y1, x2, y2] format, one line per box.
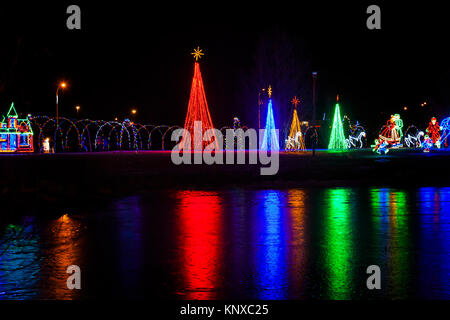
[260, 96, 279, 151]
[43, 138, 51, 153]
[379, 114, 403, 144]
[328, 97, 347, 150]
[191, 46, 204, 61]
[181, 54, 218, 150]
[233, 117, 241, 129]
[0, 103, 34, 153]
[29, 115, 183, 152]
[422, 134, 433, 152]
[404, 125, 424, 148]
[291, 96, 299, 108]
[426, 117, 442, 148]
[373, 114, 403, 153]
[285, 97, 305, 151]
[439, 117, 450, 148]
[345, 120, 366, 149]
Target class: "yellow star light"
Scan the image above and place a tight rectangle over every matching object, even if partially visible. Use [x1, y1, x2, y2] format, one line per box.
[268, 85, 272, 98]
[191, 46, 204, 61]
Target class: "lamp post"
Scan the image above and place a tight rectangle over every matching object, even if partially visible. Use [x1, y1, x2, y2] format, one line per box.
[258, 88, 266, 129]
[312, 72, 318, 156]
[56, 82, 67, 129]
[75, 105, 80, 117]
[131, 109, 137, 121]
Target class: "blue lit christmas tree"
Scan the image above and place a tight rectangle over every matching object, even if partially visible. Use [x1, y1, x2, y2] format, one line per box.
[260, 86, 280, 151]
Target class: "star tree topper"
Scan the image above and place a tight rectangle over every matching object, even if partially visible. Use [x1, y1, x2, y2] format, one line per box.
[191, 46, 204, 61]
[291, 96, 300, 108]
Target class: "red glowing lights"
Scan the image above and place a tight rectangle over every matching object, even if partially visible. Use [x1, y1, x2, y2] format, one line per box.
[181, 61, 218, 150]
[427, 117, 441, 144]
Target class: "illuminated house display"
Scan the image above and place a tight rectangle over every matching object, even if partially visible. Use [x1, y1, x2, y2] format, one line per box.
[0, 103, 34, 153]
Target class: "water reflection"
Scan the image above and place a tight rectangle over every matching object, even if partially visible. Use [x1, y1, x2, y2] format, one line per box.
[253, 191, 288, 299]
[1, 187, 450, 300]
[41, 214, 83, 300]
[111, 196, 144, 297]
[39, 214, 85, 300]
[321, 189, 354, 299]
[418, 187, 450, 299]
[286, 190, 307, 299]
[0, 214, 85, 300]
[0, 219, 40, 300]
[370, 189, 413, 298]
[228, 189, 251, 298]
[176, 191, 223, 299]
[387, 191, 411, 298]
[369, 188, 390, 293]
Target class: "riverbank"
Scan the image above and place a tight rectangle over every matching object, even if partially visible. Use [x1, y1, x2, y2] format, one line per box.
[1, 149, 450, 213]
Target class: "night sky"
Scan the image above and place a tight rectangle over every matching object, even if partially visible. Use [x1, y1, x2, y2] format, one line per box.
[1, 1, 450, 134]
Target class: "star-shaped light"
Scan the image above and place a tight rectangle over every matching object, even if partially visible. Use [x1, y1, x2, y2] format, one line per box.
[191, 46, 204, 61]
[268, 85, 272, 98]
[291, 96, 300, 108]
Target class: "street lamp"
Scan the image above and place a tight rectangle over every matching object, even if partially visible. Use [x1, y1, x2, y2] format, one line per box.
[258, 88, 266, 129]
[131, 109, 137, 115]
[56, 81, 67, 129]
[75, 105, 80, 117]
[312, 72, 318, 156]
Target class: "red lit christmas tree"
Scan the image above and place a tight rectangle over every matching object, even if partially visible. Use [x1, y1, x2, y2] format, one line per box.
[181, 47, 218, 151]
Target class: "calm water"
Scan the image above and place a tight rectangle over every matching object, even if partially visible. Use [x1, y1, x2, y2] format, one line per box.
[1, 187, 450, 300]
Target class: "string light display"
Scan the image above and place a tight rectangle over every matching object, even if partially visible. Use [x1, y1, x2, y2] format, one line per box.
[260, 86, 279, 151]
[328, 96, 347, 150]
[426, 117, 442, 148]
[285, 96, 305, 151]
[344, 119, 366, 149]
[394, 114, 404, 139]
[422, 135, 433, 152]
[0, 103, 34, 153]
[376, 140, 390, 155]
[181, 49, 218, 150]
[233, 117, 241, 130]
[404, 125, 424, 148]
[439, 117, 450, 148]
[373, 114, 403, 153]
[191, 47, 204, 61]
[29, 116, 181, 152]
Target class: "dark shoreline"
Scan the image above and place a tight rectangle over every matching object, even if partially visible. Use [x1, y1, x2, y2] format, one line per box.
[1, 149, 450, 215]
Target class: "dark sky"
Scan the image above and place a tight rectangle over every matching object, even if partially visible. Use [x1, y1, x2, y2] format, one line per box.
[1, 1, 450, 134]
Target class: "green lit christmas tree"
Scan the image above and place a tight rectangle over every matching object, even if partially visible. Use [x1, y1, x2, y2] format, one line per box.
[328, 95, 348, 150]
